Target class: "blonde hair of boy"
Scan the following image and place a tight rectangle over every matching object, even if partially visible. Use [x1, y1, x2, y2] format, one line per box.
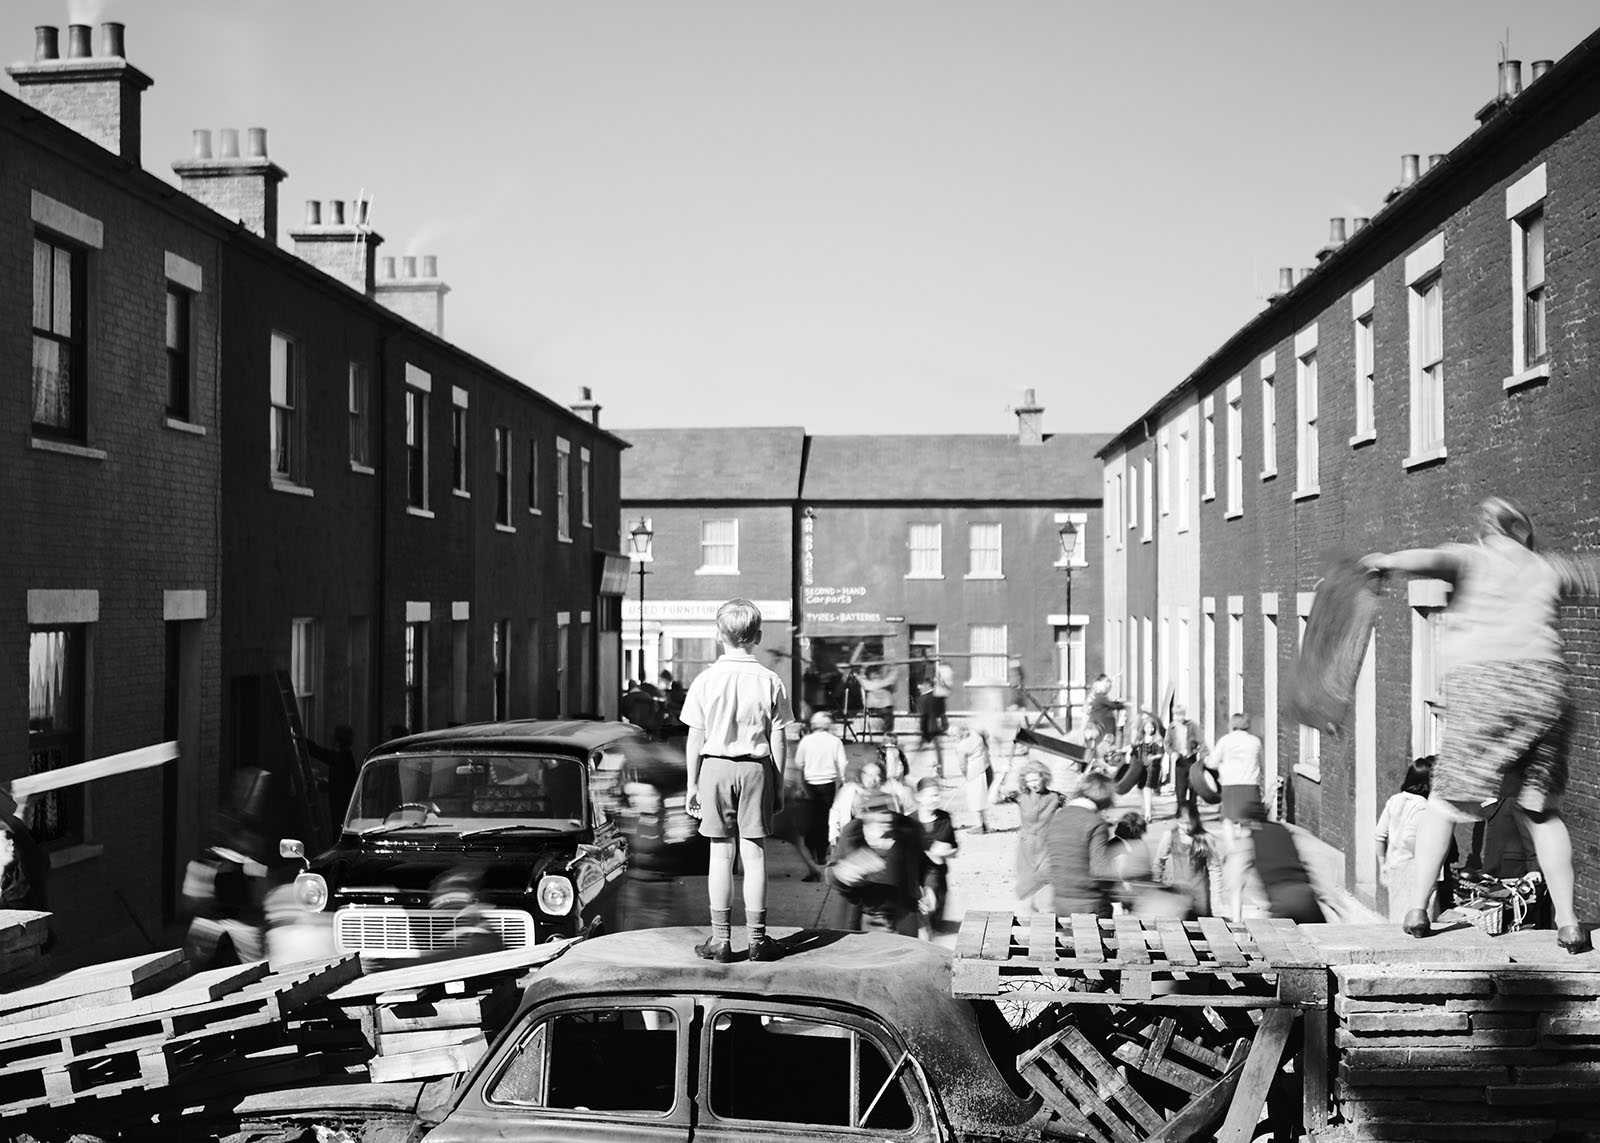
[716, 598, 763, 648]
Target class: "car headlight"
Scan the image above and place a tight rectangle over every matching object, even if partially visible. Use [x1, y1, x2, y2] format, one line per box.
[293, 872, 329, 912]
[537, 874, 575, 916]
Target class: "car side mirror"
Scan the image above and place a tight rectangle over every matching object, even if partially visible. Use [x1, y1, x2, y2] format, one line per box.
[279, 838, 309, 870]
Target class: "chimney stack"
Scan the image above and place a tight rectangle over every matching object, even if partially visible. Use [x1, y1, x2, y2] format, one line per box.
[1428, 153, 1445, 171]
[173, 126, 287, 242]
[374, 249, 450, 335]
[1015, 387, 1044, 446]
[1385, 154, 1422, 204]
[288, 198, 384, 296]
[1269, 267, 1295, 302]
[1351, 216, 1370, 236]
[569, 386, 602, 427]
[7, 23, 154, 163]
[1478, 59, 1526, 125]
[1531, 60, 1554, 83]
[1316, 217, 1347, 262]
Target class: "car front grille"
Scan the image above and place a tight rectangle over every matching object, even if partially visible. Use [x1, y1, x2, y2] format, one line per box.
[333, 906, 534, 956]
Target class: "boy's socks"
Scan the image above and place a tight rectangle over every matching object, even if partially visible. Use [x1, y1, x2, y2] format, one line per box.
[711, 908, 732, 944]
[747, 909, 766, 941]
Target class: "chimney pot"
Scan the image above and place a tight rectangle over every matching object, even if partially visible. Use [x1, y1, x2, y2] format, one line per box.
[246, 127, 267, 158]
[356, 199, 369, 226]
[381, 256, 396, 279]
[65, 23, 91, 58]
[1277, 267, 1295, 294]
[1428, 153, 1445, 170]
[422, 255, 437, 278]
[329, 200, 345, 226]
[191, 129, 213, 160]
[1297, 267, 1314, 285]
[1022, 387, 1036, 406]
[1351, 216, 1370, 235]
[1329, 217, 1347, 245]
[402, 256, 417, 278]
[219, 128, 240, 159]
[581, 386, 593, 400]
[1400, 154, 1421, 187]
[305, 199, 322, 226]
[99, 22, 124, 58]
[33, 26, 59, 61]
[1498, 59, 1523, 99]
[1531, 59, 1554, 82]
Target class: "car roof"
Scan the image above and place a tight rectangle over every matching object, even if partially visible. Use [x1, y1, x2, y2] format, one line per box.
[516, 927, 1039, 1133]
[372, 720, 645, 758]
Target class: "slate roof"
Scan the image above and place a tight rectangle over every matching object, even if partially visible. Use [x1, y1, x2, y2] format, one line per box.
[801, 432, 1106, 501]
[619, 427, 806, 501]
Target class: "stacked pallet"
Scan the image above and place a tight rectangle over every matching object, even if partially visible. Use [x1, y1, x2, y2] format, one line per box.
[0, 950, 363, 1127]
[1333, 951, 1600, 1141]
[327, 941, 575, 1083]
[0, 910, 50, 987]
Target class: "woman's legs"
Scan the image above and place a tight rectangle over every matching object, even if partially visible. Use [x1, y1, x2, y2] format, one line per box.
[1522, 807, 1578, 929]
[1406, 796, 1464, 922]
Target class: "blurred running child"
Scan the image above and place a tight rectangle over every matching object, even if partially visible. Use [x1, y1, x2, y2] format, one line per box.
[991, 757, 1063, 915]
[829, 792, 926, 935]
[1130, 711, 1166, 820]
[1047, 770, 1120, 919]
[1154, 804, 1222, 918]
[915, 776, 959, 938]
[954, 725, 993, 833]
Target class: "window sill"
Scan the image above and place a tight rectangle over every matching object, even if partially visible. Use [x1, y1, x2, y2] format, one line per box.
[1293, 763, 1321, 783]
[495, 523, 517, 534]
[1202, 492, 1215, 503]
[406, 505, 435, 519]
[1140, 535, 1152, 544]
[528, 507, 542, 516]
[1293, 486, 1320, 502]
[1260, 468, 1277, 482]
[1051, 561, 1090, 570]
[48, 842, 105, 870]
[1503, 362, 1551, 392]
[1349, 430, 1376, 448]
[557, 534, 573, 544]
[904, 573, 945, 580]
[271, 480, 315, 498]
[31, 437, 107, 461]
[1225, 509, 1244, 521]
[349, 461, 376, 476]
[164, 417, 206, 436]
[1402, 448, 1448, 471]
[695, 567, 739, 576]
[964, 573, 1005, 581]
[452, 488, 471, 500]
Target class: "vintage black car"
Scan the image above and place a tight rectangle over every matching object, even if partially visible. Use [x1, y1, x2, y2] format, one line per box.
[289, 720, 644, 959]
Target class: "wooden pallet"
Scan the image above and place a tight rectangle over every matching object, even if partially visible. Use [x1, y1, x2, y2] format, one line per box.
[955, 911, 1329, 1143]
[953, 911, 1325, 1006]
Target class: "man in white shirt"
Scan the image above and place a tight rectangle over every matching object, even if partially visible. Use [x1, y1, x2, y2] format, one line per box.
[791, 712, 848, 873]
[1208, 712, 1264, 846]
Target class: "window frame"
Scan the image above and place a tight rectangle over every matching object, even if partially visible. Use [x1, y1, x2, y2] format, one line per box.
[348, 361, 373, 471]
[1127, 462, 1139, 532]
[1140, 457, 1153, 543]
[290, 617, 322, 742]
[967, 624, 1008, 686]
[1295, 595, 1321, 781]
[494, 427, 513, 528]
[697, 518, 740, 575]
[966, 522, 1003, 579]
[1506, 163, 1550, 388]
[1404, 234, 1446, 467]
[527, 437, 542, 515]
[405, 385, 430, 511]
[555, 438, 572, 541]
[269, 330, 305, 486]
[404, 619, 429, 733]
[1351, 281, 1376, 446]
[165, 285, 192, 423]
[1201, 396, 1216, 503]
[1175, 429, 1192, 532]
[1259, 353, 1277, 479]
[906, 522, 942, 579]
[1225, 377, 1243, 519]
[31, 231, 88, 442]
[26, 624, 88, 848]
[579, 447, 592, 528]
[451, 388, 470, 497]
[1294, 325, 1319, 499]
[1157, 430, 1171, 517]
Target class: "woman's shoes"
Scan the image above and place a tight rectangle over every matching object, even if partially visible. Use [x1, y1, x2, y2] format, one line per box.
[1402, 908, 1431, 938]
[1558, 925, 1591, 954]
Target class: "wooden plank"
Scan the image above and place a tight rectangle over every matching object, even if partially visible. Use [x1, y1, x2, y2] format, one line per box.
[1027, 913, 1058, 963]
[1271, 917, 1323, 964]
[367, 1032, 487, 1083]
[1143, 1016, 1177, 1072]
[1016, 1025, 1073, 1072]
[0, 912, 50, 956]
[1243, 917, 1295, 965]
[1156, 919, 1199, 967]
[1198, 917, 1249, 967]
[949, 960, 999, 997]
[1024, 1053, 1138, 1143]
[1302, 1006, 1329, 1134]
[1020, 1059, 1105, 1142]
[0, 950, 186, 1013]
[330, 941, 573, 1002]
[0, 959, 193, 1023]
[979, 911, 1013, 961]
[1113, 916, 1151, 965]
[1169, 1032, 1229, 1072]
[1071, 914, 1106, 964]
[376, 981, 517, 1033]
[0, 961, 268, 1044]
[10, 741, 177, 799]
[1111, 1040, 1211, 1096]
[1062, 1027, 1163, 1133]
[953, 911, 989, 959]
[1146, 1040, 1250, 1143]
[251, 955, 363, 1013]
[231, 1079, 428, 1116]
[1120, 969, 1152, 1002]
[378, 1026, 485, 1054]
[1213, 1007, 1297, 1143]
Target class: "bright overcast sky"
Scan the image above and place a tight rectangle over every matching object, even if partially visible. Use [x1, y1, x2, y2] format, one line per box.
[10, 1, 1597, 437]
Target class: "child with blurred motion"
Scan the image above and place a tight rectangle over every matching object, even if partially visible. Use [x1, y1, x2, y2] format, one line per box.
[1154, 804, 1222, 918]
[914, 776, 958, 938]
[829, 792, 926, 935]
[990, 757, 1063, 915]
[954, 726, 993, 833]
[1047, 770, 1120, 919]
[682, 599, 794, 963]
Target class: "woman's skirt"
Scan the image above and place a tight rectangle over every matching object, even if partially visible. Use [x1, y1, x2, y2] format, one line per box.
[1437, 660, 1569, 814]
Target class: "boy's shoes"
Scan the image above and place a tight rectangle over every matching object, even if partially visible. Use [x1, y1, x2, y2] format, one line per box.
[694, 936, 733, 963]
[748, 936, 784, 962]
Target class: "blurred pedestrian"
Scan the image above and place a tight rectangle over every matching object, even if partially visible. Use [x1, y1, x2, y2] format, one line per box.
[1225, 801, 1327, 924]
[1130, 711, 1166, 821]
[1047, 770, 1119, 919]
[1110, 811, 1155, 904]
[793, 712, 848, 870]
[828, 792, 925, 935]
[1209, 713, 1264, 848]
[918, 661, 951, 775]
[303, 724, 358, 837]
[1085, 674, 1125, 765]
[915, 776, 958, 938]
[0, 815, 46, 911]
[878, 735, 917, 814]
[1377, 756, 1459, 922]
[991, 757, 1063, 915]
[953, 726, 993, 833]
[657, 670, 688, 735]
[1154, 805, 1222, 918]
[1364, 496, 1600, 950]
[830, 756, 887, 846]
[615, 741, 700, 929]
[1164, 704, 1207, 818]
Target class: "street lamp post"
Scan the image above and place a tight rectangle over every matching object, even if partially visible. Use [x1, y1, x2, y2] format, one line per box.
[629, 519, 653, 684]
[1057, 519, 1080, 731]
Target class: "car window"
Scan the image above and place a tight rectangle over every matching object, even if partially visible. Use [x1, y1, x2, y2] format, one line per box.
[488, 1007, 678, 1114]
[347, 753, 588, 831]
[708, 1010, 915, 1130]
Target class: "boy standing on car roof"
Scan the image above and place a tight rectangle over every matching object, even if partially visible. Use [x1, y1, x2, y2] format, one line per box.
[682, 598, 795, 963]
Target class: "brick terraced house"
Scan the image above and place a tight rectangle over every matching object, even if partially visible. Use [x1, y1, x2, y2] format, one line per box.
[1099, 36, 1600, 918]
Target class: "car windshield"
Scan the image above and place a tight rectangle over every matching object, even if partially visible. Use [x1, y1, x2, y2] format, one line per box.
[345, 753, 588, 835]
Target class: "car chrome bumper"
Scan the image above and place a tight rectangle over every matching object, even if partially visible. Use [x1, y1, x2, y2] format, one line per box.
[333, 905, 535, 956]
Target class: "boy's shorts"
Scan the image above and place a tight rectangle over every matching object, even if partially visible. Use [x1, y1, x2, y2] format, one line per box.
[697, 755, 776, 839]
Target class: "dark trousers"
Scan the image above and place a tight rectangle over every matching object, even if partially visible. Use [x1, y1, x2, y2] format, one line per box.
[1172, 756, 1196, 815]
[805, 782, 836, 863]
